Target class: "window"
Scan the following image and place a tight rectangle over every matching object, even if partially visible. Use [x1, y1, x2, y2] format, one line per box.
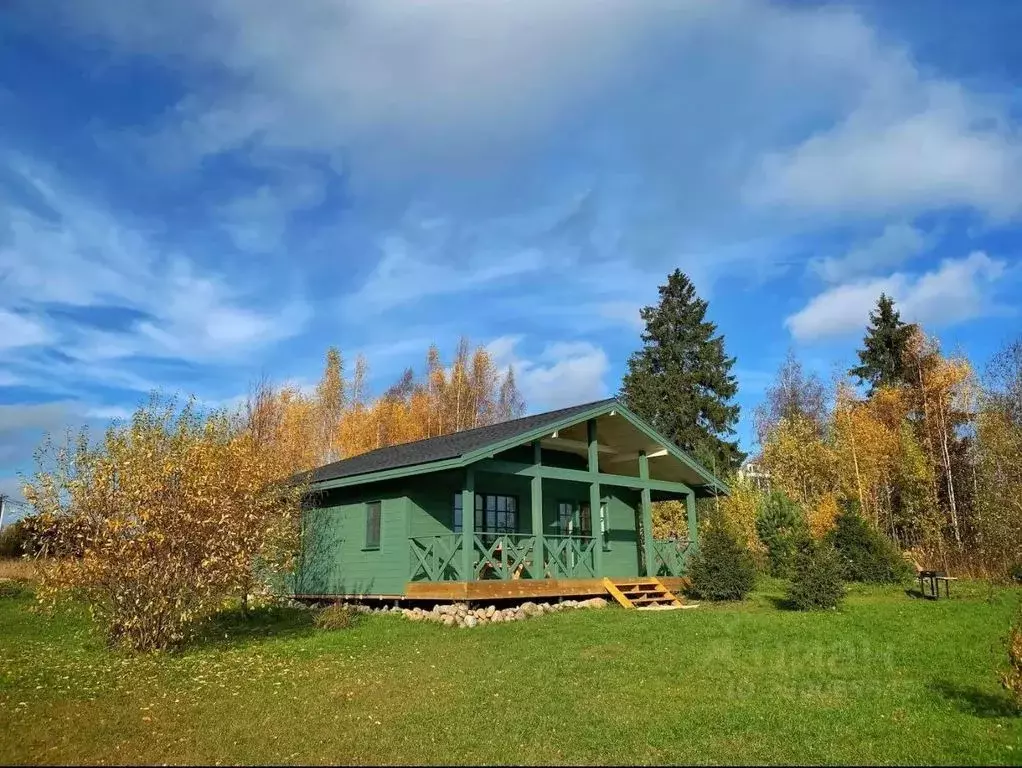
[557, 501, 574, 535]
[364, 501, 381, 549]
[558, 501, 604, 543]
[453, 493, 517, 535]
[600, 501, 610, 551]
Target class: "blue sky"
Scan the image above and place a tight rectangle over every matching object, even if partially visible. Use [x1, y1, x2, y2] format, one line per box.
[2, 0, 1022, 506]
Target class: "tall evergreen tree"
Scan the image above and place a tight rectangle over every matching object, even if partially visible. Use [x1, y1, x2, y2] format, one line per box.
[849, 294, 915, 392]
[620, 269, 744, 473]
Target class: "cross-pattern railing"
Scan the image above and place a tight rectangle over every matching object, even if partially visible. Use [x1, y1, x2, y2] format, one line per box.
[409, 534, 463, 581]
[408, 533, 601, 581]
[473, 533, 537, 580]
[652, 537, 694, 577]
[543, 534, 597, 579]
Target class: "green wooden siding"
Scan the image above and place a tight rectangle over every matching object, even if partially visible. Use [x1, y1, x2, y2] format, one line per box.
[296, 482, 409, 596]
[294, 448, 675, 596]
[601, 488, 642, 577]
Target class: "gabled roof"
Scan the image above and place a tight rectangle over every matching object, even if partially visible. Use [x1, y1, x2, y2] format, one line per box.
[310, 399, 615, 483]
[308, 397, 729, 495]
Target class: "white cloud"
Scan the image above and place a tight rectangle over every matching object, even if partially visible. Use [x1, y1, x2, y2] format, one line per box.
[0, 159, 309, 366]
[216, 165, 326, 253]
[46, 0, 1022, 283]
[786, 251, 1006, 340]
[0, 310, 51, 351]
[747, 79, 1022, 219]
[83, 405, 133, 421]
[594, 301, 644, 332]
[487, 336, 609, 411]
[811, 223, 932, 283]
[349, 227, 546, 313]
[75, 0, 688, 171]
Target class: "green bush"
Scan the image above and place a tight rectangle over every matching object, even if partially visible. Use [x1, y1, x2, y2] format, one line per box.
[313, 603, 362, 630]
[688, 524, 756, 601]
[786, 538, 845, 611]
[755, 491, 808, 577]
[827, 503, 909, 584]
[0, 521, 31, 559]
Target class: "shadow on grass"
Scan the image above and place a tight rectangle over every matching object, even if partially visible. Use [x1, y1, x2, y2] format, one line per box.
[187, 604, 318, 650]
[903, 588, 935, 601]
[930, 680, 1020, 718]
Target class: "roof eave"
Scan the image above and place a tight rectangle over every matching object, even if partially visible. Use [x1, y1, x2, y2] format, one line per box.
[307, 397, 730, 496]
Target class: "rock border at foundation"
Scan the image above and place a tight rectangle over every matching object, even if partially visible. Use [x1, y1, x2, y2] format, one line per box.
[294, 597, 609, 628]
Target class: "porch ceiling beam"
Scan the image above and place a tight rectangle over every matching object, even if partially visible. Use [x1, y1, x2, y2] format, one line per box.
[604, 447, 668, 464]
[474, 459, 694, 495]
[540, 437, 617, 455]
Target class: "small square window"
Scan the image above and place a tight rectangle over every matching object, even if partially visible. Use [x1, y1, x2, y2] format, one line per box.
[365, 501, 381, 549]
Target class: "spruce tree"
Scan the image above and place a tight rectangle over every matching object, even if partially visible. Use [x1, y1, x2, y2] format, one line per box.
[620, 269, 744, 473]
[849, 294, 915, 393]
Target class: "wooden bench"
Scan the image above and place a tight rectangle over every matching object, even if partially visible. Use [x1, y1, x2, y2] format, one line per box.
[918, 569, 957, 599]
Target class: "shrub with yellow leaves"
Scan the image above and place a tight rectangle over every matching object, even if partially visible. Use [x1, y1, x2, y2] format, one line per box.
[25, 393, 308, 652]
[808, 493, 840, 539]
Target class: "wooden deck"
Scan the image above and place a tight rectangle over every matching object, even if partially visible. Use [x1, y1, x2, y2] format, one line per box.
[404, 576, 688, 601]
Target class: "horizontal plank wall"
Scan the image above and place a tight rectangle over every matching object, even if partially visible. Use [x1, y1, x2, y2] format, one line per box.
[296, 481, 408, 597]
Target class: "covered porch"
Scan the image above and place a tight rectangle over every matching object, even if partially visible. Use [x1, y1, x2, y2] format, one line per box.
[406, 409, 703, 597]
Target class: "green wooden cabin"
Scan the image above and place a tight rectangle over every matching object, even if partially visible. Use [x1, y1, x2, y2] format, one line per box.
[295, 398, 728, 602]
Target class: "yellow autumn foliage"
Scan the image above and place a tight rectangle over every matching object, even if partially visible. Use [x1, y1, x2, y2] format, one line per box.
[26, 393, 309, 651]
[760, 414, 835, 510]
[808, 492, 839, 539]
[716, 477, 767, 557]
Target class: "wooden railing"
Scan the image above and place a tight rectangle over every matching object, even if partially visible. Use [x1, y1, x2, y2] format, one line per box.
[543, 534, 597, 579]
[409, 534, 463, 581]
[652, 537, 694, 578]
[408, 533, 597, 581]
[473, 533, 538, 580]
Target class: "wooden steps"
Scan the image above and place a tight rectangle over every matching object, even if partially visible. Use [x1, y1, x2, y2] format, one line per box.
[602, 577, 684, 610]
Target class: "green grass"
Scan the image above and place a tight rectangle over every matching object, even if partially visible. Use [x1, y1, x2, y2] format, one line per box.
[0, 579, 1020, 765]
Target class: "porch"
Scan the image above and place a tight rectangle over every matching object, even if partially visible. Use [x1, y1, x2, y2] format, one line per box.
[405, 410, 702, 597]
[407, 531, 695, 583]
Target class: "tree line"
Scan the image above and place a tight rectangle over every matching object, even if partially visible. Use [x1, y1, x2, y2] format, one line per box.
[13, 262, 1021, 651]
[736, 295, 1021, 576]
[21, 337, 524, 650]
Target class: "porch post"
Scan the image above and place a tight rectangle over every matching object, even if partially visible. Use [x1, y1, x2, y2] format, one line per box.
[588, 419, 604, 574]
[686, 490, 699, 549]
[638, 450, 655, 577]
[531, 440, 544, 579]
[461, 468, 475, 582]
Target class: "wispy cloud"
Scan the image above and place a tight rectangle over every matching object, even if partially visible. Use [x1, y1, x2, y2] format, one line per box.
[786, 251, 1008, 341]
[488, 335, 610, 411]
[0, 310, 51, 351]
[0, 159, 311, 397]
[747, 81, 1022, 220]
[3, 0, 1022, 480]
[810, 223, 934, 283]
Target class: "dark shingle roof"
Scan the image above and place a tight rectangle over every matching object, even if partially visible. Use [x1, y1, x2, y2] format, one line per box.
[309, 398, 616, 484]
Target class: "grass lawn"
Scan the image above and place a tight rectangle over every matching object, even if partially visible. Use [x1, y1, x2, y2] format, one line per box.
[0, 578, 1020, 765]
